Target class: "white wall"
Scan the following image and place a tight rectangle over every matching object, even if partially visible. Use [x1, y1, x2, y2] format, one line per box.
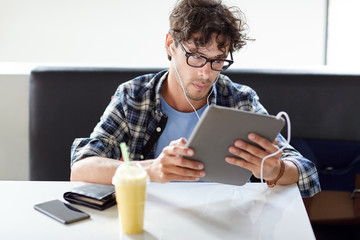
[0, 0, 326, 180]
[0, 0, 326, 67]
[327, 0, 360, 67]
[0, 74, 29, 180]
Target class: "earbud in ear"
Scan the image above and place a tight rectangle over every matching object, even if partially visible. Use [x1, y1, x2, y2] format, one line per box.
[170, 43, 174, 55]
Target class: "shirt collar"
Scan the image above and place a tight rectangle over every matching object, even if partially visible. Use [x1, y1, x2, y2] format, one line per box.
[154, 70, 222, 109]
[154, 70, 169, 115]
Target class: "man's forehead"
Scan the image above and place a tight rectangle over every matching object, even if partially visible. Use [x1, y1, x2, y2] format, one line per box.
[186, 32, 229, 50]
[185, 38, 230, 57]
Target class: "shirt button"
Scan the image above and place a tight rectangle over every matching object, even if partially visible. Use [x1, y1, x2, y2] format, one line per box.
[156, 127, 162, 132]
[140, 154, 144, 159]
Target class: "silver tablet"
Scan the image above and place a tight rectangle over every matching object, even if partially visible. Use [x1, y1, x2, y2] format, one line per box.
[185, 105, 285, 185]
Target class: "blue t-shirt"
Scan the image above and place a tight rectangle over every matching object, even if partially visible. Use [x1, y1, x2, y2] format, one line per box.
[155, 96, 207, 158]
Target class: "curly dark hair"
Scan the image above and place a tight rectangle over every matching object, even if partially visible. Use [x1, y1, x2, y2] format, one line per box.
[169, 0, 250, 58]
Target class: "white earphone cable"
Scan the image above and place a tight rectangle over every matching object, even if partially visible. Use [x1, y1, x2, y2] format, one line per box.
[171, 43, 288, 184]
[260, 111, 291, 183]
[171, 43, 217, 120]
[173, 61, 201, 120]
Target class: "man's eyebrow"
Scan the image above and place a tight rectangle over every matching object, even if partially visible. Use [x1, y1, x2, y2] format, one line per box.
[215, 53, 228, 58]
[193, 49, 227, 59]
[186, 43, 228, 58]
[209, 53, 228, 59]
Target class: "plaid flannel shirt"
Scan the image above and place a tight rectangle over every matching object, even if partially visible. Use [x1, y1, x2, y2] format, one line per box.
[71, 69, 320, 197]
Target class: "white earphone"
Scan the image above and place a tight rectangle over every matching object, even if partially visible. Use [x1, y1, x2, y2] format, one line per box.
[170, 43, 174, 55]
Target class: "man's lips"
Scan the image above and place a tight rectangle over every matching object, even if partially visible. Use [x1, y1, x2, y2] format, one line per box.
[192, 82, 209, 90]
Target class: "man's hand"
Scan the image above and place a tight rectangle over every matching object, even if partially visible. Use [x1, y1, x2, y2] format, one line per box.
[225, 133, 283, 181]
[146, 138, 205, 182]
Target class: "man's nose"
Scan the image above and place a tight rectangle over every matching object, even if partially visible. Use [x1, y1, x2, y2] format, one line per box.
[199, 62, 212, 79]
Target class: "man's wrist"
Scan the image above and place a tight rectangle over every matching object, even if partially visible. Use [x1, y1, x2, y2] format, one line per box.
[266, 159, 285, 188]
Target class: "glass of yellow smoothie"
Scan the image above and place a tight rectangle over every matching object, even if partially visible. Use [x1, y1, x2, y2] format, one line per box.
[113, 161, 148, 234]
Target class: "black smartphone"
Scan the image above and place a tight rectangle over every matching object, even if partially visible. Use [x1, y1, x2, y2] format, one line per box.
[34, 199, 90, 224]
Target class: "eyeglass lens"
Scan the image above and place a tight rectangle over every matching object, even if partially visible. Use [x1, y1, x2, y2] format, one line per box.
[187, 56, 230, 71]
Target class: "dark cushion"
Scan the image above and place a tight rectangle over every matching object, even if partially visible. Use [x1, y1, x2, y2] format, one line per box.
[29, 67, 162, 180]
[29, 67, 360, 190]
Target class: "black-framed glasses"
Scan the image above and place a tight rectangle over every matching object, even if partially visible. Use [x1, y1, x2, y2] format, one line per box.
[177, 42, 234, 71]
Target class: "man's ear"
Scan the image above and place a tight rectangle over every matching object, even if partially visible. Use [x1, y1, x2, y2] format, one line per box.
[165, 32, 175, 57]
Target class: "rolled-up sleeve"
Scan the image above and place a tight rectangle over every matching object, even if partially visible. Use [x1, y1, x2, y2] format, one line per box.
[277, 135, 321, 198]
[70, 88, 129, 166]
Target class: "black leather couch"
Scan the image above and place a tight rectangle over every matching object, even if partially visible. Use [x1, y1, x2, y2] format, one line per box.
[29, 67, 360, 193]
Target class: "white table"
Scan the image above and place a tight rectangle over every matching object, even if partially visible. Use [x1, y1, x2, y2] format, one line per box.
[0, 181, 315, 240]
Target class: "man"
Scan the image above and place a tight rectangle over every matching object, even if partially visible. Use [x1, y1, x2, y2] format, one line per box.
[71, 0, 320, 198]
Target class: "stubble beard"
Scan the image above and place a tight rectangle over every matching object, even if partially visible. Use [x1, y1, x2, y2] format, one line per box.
[179, 80, 211, 102]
